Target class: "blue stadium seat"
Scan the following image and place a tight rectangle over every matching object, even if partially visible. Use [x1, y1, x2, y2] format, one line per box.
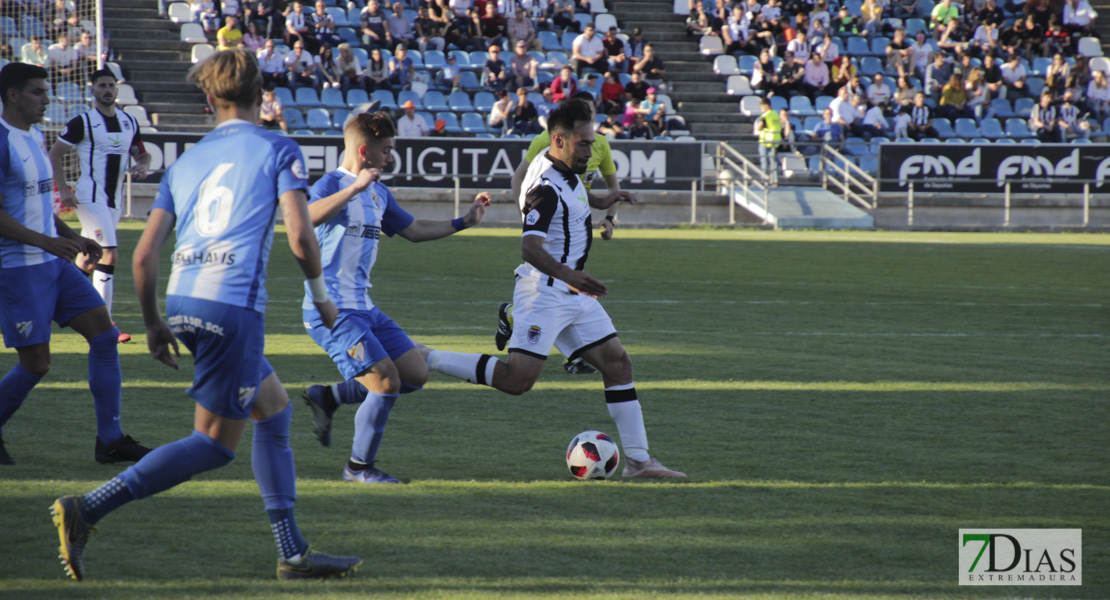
[980, 118, 1005, 138]
[436, 111, 462, 133]
[20, 15, 45, 38]
[1013, 97, 1036, 118]
[408, 50, 424, 69]
[326, 6, 348, 26]
[905, 18, 927, 38]
[846, 37, 871, 57]
[447, 90, 473, 111]
[561, 32, 578, 51]
[347, 7, 362, 25]
[0, 16, 17, 37]
[345, 88, 369, 106]
[474, 132, 496, 138]
[416, 111, 435, 130]
[803, 115, 822, 133]
[545, 51, 569, 67]
[1026, 78, 1046, 97]
[789, 95, 816, 116]
[423, 90, 450, 111]
[473, 91, 496, 112]
[1020, 137, 1040, 144]
[1005, 118, 1033, 138]
[459, 71, 482, 91]
[333, 108, 351, 127]
[859, 157, 879, 173]
[932, 118, 955, 138]
[1031, 57, 1052, 76]
[954, 117, 979, 138]
[448, 50, 470, 67]
[859, 57, 883, 77]
[284, 108, 306, 129]
[469, 51, 488, 69]
[321, 87, 346, 109]
[306, 108, 332, 129]
[539, 31, 561, 51]
[870, 38, 890, 59]
[293, 129, 316, 135]
[461, 112, 487, 134]
[397, 89, 422, 109]
[274, 86, 296, 107]
[770, 96, 788, 112]
[338, 27, 359, 45]
[944, 137, 966, 143]
[737, 54, 758, 74]
[371, 89, 397, 109]
[295, 88, 322, 108]
[43, 104, 68, 126]
[814, 95, 834, 113]
[844, 137, 869, 156]
[424, 50, 446, 68]
[54, 83, 84, 103]
[989, 98, 1014, 119]
[995, 137, 1017, 143]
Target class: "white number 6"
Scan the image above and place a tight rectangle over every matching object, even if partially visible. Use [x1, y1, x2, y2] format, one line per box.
[194, 163, 235, 237]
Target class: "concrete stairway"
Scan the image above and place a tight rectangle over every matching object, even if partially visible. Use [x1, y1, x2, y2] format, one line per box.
[104, 0, 213, 132]
[606, 0, 752, 148]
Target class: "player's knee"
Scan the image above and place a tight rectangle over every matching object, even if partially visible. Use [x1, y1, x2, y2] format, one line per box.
[100, 247, 118, 265]
[498, 373, 536, 396]
[20, 358, 49, 378]
[361, 372, 401, 395]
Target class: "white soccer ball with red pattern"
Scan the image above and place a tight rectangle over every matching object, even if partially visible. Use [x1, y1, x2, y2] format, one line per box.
[566, 430, 620, 480]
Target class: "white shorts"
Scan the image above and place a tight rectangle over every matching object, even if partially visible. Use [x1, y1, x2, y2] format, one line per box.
[74, 201, 121, 247]
[508, 276, 618, 360]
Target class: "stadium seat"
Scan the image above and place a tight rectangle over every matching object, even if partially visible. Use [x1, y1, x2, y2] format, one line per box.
[770, 96, 787, 111]
[371, 89, 397, 110]
[859, 157, 879, 173]
[844, 137, 869, 156]
[1078, 37, 1103, 57]
[306, 108, 332, 129]
[274, 86, 296, 107]
[296, 87, 322, 108]
[436, 111, 462, 133]
[737, 54, 758, 74]
[20, 15, 45, 38]
[0, 16, 17, 38]
[789, 95, 816, 117]
[1013, 97, 1035, 118]
[590, 0, 609, 13]
[397, 90, 422, 109]
[345, 88, 369, 107]
[416, 111, 435, 130]
[123, 105, 151, 127]
[473, 91, 496, 112]
[468, 51, 488, 70]
[1005, 118, 1033, 138]
[995, 137, 1016, 143]
[447, 90, 473, 111]
[408, 50, 425, 70]
[333, 109, 351, 127]
[979, 118, 1005, 138]
[738, 95, 762, 117]
[846, 37, 871, 57]
[1090, 56, 1110, 74]
[869, 37, 890, 58]
[968, 137, 990, 144]
[802, 115, 822, 133]
[44, 104, 68, 126]
[347, 7, 362, 25]
[726, 75, 753, 96]
[539, 31, 561, 51]
[1026, 77, 1045, 97]
[658, 94, 675, 113]
[461, 112, 489, 134]
[424, 50, 446, 68]
[115, 84, 138, 106]
[180, 23, 206, 43]
[283, 108, 306, 129]
[293, 129, 315, 135]
[699, 35, 724, 56]
[321, 87, 346, 109]
[904, 18, 927, 37]
[989, 98, 1014, 119]
[954, 117, 979, 138]
[459, 71, 483, 91]
[932, 118, 955, 138]
[944, 137, 965, 143]
[1031, 56, 1051, 76]
[815, 95, 834, 113]
[544, 51, 569, 67]
[352, 47, 369, 68]
[859, 57, 883, 77]
[595, 13, 617, 31]
[168, 2, 192, 24]
[1020, 137, 1040, 144]
[1073, 137, 1092, 144]
[714, 55, 740, 76]
[561, 32, 578, 51]
[574, 13, 594, 31]
[326, 6, 348, 26]
[423, 90, 449, 111]
[191, 43, 215, 63]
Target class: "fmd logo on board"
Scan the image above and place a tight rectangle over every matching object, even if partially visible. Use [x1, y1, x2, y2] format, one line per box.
[959, 529, 1081, 586]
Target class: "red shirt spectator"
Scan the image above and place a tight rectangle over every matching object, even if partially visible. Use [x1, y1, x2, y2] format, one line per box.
[551, 66, 577, 101]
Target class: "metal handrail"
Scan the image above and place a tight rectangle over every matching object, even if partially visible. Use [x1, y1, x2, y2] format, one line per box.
[718, 142, 772, 226]
[820, 145, 878, 210]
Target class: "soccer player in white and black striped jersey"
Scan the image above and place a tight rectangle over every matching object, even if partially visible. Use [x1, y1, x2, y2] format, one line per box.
[423, 99, 685, 479]
[49, 68, 151, 344]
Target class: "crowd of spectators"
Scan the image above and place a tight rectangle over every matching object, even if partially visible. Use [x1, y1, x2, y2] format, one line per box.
[693, 0, 1104, 157]
[0, 2, 108, 87]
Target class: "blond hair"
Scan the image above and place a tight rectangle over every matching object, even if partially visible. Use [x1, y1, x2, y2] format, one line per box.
[187, 48, 262, 109]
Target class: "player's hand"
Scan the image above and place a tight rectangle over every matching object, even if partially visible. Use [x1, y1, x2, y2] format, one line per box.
[146, 320, 181, 370]
[315, 299, 339, 329]
[351, 167, 379, 193]
[564, 270, 607, 299]
[78, 236, 103, 263]
[40, 235, 83, 262]
[129, 163, 149, 180]
[464, 192, 492, 227]
[600, 217, 614, 240]
[58, 185, 78, 209]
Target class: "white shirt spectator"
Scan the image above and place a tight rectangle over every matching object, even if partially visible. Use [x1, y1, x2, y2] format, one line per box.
[1000, 61, 1027, 85]
[397, 113, 429, 136]
[867, 80, 892, 105]
[971, 24, 997, 47]
[285, 49, 317, 73]
[573, 32, 606, 61]
[912, 40, 935, 70]
[450, 0, 473, 11]
[786, 37, 811, 58]
[1087, 78, 1110, 103]
[828, 96, 858, 124]
[862, 104, 886, 127]
[222, 0, 241, 16]
[47, 42, 79, 67]
[819, 38, 839, 63]
[286, 9, 306, 32]
[762, 4, 783, 20]
[257, 46, 286, 74]
[1065, 0, 1096, 27]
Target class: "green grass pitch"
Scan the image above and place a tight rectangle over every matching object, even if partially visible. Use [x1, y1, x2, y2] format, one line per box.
[0, 222, 1107, 599]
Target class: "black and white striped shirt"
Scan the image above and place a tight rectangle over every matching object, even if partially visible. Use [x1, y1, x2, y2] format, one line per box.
[1058, 102, 1080, 126]
[1030, 104, 1057, 129]
[516, 152, 593, 293]
[910, 104, 932, 127]
[57, 108, 144, 209]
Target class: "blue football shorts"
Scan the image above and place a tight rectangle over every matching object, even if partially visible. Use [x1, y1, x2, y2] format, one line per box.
[0, 259, 105, 348]
[167, 295, 274, 419]
[303, 306, 415, 380]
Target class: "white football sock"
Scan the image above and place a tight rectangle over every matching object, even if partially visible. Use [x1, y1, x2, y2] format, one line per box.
[427, 350, 499, 386]
[93, 265, 114, 319]
[606, 384, 649, 461]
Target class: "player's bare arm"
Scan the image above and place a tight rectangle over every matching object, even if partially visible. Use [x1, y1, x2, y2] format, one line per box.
[521, 234, 607, 298]
[588, 188, 637, 211]
[396, 192, 491, 242]
[281, 188, 338, 329]
[597, 172, 624, 240]
[47, 140, 78, 209]
[128, 149, 152, 181]
[0, 204, 82, 261]
[307, 167, 380, 225]
[54, 215, 103, 262]
[133, 207, 181, 369]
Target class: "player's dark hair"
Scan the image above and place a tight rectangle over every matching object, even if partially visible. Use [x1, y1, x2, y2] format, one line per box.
[0, 62, 48, 106]
[89, 68, 116, 84]
[346, 110, 396, 143]
[547, 98, 593, 137]
[571, 91, 595, 103]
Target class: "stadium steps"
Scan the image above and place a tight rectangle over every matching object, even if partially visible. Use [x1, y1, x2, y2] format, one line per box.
[607, 0, 744, 144]
[732, 187, 876, 229]
[103, 0, 211, 132]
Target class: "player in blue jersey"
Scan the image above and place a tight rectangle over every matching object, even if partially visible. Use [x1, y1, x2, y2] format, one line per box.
[50, 50, 361, 582]
[0, 62, 151, 466]
[301, 111, 491, 483]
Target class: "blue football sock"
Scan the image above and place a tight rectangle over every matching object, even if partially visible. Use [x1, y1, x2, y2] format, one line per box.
[0, 364, 41, 435]
[399, 381, 423, 394]
[88, 327, 124, 445]
[333, 379, 368, 404]
[117, 430, 235, 502]
[80, 477, 133, 525]
[350, 392, 398, 465]
[252, 402, 296, 510]
[267, 507, 310, 561]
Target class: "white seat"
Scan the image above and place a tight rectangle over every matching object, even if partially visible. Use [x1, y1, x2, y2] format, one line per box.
[699, 35, 723, 56]
[594, 13, 617, 32]
[123, 105, 152, 127]
[191, 43, 215, 63]
[139, 126, 159, 133]
[180, 22, 207, 43]
[1078, 37, 1103, 57]
[676, 135, 696, 141]
[714, 55, 739, 76]
[726, 75, 753, 96]
[115, 84, 138, 106]
[106, 61, 125, 83]
[1090, 56, 1110, 73]
[657, 93, 675, 113]
[168, 2, 192, 24]
[589, 0, 608, 13]
[739, 95, 762, 117]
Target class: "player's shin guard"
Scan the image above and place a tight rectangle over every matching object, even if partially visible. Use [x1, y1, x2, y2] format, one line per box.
[88, 327, 124, 445]
[252, 402, 297, 510]
[117, 430, 235, 501]
[426, 350, 499, 386]
[350, 392, 398, 465]
[332, 378, 368, 405]
[605, 384, 650, 462]
[0, 364, 41, 434]
[92, 264, 115, 318]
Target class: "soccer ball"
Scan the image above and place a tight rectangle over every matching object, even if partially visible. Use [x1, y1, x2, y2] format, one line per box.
[566, 430, 620, 480]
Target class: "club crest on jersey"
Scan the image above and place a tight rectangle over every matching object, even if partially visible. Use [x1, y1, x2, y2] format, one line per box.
[347, 342, 366, 362]
[291, 158, 308, 180]
[94, 229, 104, 242]
[238, 386, 258, 407]
[527, 325, 542, 344]
[16, 321, 33, 338]
[525, 209, 540, 225]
